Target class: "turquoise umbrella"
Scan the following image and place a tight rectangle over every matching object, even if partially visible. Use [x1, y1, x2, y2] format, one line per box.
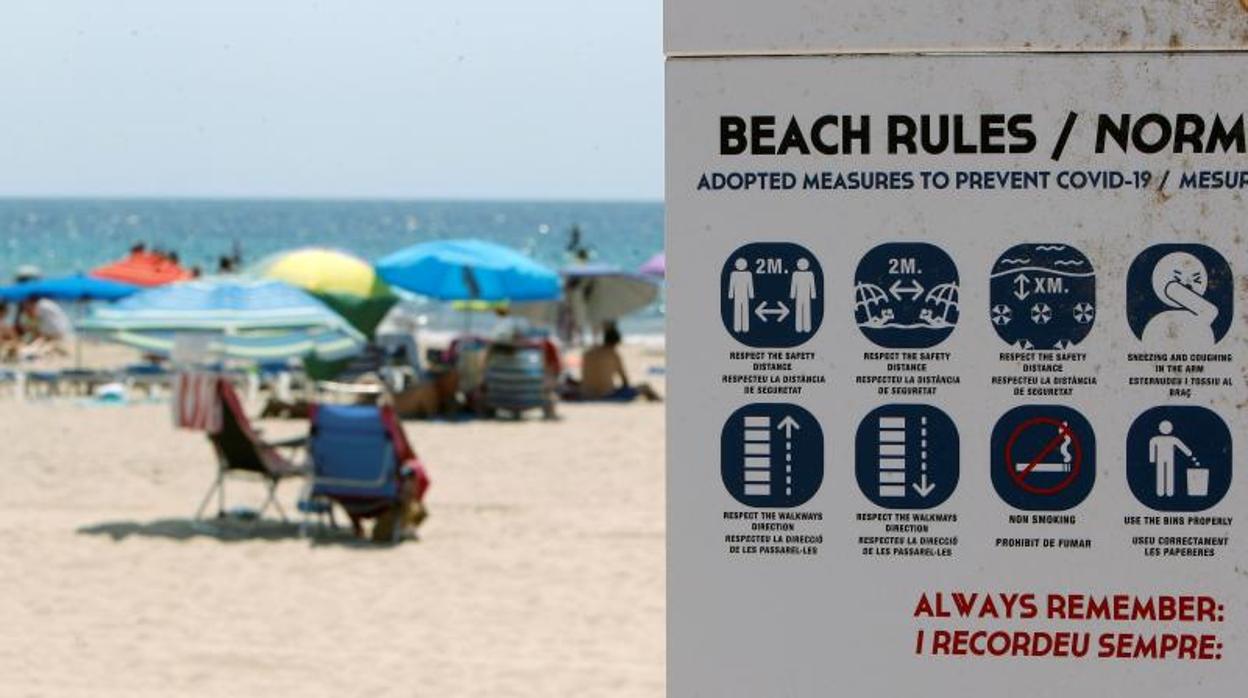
[78, 279, 365, 361]
[375, 239, 561, 302]
[0, 274, 139, 302]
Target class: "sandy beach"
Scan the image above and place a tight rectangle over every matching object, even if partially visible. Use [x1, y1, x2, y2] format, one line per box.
[0, 343, 665, 697]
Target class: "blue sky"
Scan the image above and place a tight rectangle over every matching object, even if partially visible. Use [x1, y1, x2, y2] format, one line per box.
[0, 1, 662, 200]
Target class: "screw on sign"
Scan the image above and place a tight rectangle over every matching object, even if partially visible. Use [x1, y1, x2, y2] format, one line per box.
[991, 405, 1096, 511]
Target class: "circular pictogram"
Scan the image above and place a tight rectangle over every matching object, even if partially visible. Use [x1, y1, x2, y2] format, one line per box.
[991, 405, 1096, 511]
[1004, 417, 1082, 496]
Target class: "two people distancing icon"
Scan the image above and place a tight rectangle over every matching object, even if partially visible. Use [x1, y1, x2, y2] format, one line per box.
[723, 244, 822, 348]
[727, 256, 816, 334]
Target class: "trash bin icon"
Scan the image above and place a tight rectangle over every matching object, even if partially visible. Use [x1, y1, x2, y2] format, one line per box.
[1187, 467, 1210, 498]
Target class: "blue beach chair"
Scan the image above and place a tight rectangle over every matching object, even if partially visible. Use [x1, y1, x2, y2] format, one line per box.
[302, 403, 429, 542]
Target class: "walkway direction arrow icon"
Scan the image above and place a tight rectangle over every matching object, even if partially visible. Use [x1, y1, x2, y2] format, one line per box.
[854, 404, 958, 510]
[912, 472, 936, 497]
[777, 415, 800, 438]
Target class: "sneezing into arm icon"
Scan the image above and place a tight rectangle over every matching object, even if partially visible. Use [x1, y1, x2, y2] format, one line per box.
[728, 258, 755, 333]
[790, 258, 816, 333]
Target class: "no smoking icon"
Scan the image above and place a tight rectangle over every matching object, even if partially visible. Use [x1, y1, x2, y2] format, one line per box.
[992, 406, 1096, 511]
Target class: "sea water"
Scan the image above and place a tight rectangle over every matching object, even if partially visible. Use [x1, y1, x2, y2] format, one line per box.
[0, 198, 664, 334]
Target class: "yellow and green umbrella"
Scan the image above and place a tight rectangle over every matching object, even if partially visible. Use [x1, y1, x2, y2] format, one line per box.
[251, 248, 398, 336]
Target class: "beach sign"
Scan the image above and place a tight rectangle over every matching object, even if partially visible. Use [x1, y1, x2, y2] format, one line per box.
[665, 1, 1248, 695]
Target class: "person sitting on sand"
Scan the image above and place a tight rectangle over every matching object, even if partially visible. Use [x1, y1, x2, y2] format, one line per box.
[563, 324, 660, 402]
[19, 295, 74, 357]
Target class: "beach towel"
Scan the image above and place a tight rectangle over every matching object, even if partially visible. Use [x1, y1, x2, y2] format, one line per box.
[172, 372, 223, 433]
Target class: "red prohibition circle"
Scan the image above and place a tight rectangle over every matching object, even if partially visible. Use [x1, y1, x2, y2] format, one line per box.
[1003, 417, 1083, 496]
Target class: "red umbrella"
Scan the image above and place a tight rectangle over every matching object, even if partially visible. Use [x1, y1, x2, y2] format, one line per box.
[91, 251, 193, 287]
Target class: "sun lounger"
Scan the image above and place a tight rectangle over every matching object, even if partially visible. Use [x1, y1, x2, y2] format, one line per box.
[302, 403, 429, 542]
[123, 363, 172, 398]
[23, 370, 63, 399]
[192, 376, 306, 521]
[58, 369, 114, 397]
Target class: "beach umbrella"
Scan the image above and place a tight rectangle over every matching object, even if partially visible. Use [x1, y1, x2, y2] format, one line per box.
[638, 252, 665, 279]
[249, 247, 398, 336]
[561, 264, 660, 324]
[91, 252, 193, 287]
[0, 274, 141, 368]
[0, 273, 139, 303]
[375, 239, 561, 302]
[78, 279, 365, 361]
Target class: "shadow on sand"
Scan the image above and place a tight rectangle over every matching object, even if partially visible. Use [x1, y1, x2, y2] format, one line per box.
[76, 517, 396, 548]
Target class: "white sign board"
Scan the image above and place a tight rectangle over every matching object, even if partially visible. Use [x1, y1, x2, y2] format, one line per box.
[665, 49, 1248, 697]
[666, 0, 1248, 54]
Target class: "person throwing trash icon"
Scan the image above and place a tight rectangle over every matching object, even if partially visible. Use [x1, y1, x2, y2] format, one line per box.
[1143, 251, 1220, 346]
[1149, 420, 1192, 497]
[727, 258, 754, 333]
[790, 258, 817, 334]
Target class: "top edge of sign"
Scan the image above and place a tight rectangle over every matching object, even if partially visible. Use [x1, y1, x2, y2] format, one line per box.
[664, 0, 1248, 55]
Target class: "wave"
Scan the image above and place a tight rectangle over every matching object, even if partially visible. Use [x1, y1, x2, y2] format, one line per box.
[989, 266, 1096, 279]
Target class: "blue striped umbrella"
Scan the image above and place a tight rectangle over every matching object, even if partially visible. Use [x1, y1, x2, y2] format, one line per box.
[78, 279, 365, 361]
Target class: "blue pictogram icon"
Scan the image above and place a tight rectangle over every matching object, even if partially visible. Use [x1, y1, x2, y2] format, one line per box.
[991, 405, 1096, 511]
[1126, 244, 1233, 347]
[721, 403, 823, 508]
[990, 244, 1096, 350]
[855, 404, 958, 509]
[854, 243, 960, 348]
[1126, 406, 1231, 512]
[721, 242, 823, 348]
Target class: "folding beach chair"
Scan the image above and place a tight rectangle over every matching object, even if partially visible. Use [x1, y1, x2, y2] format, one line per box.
[302, 403, 429, 542]
[188, 375, 307, 521]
